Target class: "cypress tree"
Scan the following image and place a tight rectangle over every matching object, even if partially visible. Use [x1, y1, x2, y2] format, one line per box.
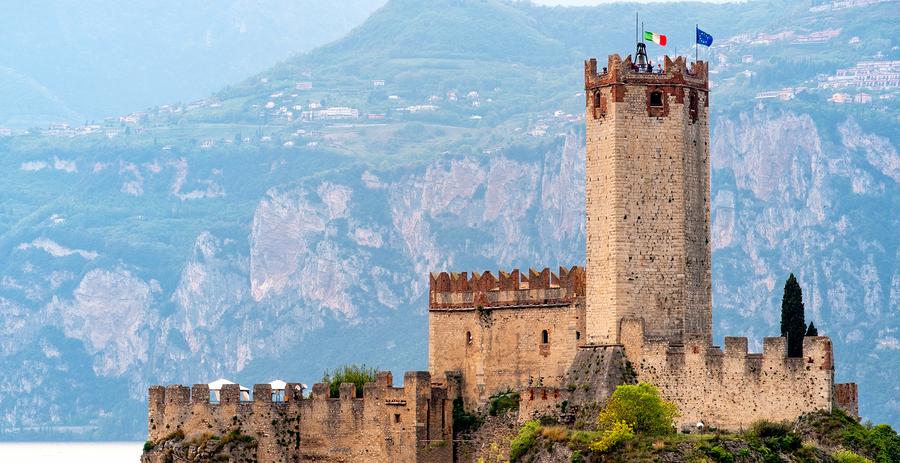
[805, 322, 818, 337]
[780, 273, 806, 357]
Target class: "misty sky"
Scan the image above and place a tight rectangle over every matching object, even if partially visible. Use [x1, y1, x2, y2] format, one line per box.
[535, 0, 744, 4]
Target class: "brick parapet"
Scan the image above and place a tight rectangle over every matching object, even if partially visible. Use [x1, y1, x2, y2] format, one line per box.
[585, 54, 708, 93]
[429, 266, 584, 310]
[834, 383, 859, 420]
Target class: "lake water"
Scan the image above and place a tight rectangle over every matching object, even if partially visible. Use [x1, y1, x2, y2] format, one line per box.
[0, 442, 143, 462]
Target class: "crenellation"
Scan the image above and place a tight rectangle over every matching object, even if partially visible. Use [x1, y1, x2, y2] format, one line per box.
[191, 384, 210, 404]
[618, 318, 836, 429]
[147, 371, 453, 462]
[251, 384, 271, 403]
[724, 337, 748, 357]
[165, 385, 190, 406]
[220, 383, 241, 404]
[763, 336, 788, 359]
[311, 382, 329, 399]
[339, 382, 355, 400]
[429, 266, 585, 310]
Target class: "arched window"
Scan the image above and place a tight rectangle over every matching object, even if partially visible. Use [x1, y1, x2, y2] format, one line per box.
[541, 330, 549, 344]
[466, 331, 472, 345]
[650, 91, 664, 107]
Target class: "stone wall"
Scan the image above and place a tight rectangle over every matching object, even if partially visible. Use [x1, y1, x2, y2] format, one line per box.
[428, 267, 585, 410]
[147, 371, 453, 463]
[584, 54, 712, 346]
[620, 318, 835, 431]
[834, 383, 859, 420]
[518, 387, 571, 422]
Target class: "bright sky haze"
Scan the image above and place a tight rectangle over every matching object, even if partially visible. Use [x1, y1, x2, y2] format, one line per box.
[535, 0, 744, 4]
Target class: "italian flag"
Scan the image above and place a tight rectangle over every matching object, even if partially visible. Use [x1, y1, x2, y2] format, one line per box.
[644, 31, 667, 46]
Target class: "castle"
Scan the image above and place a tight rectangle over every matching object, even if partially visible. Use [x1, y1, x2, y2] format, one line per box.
[144, 50, 859, 463]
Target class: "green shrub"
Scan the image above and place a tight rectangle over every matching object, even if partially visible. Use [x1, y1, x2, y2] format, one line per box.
[570, 450, 586, 463]
[322, 364, 377, 398]
[510, 420, 541, 462]
[867, 424, 900, 463]
[842, 422, 900, 463]
[704, 444, 734, 463]
[220, 428, 256, 446]
[452, 398, 480, 436]
[833, 450, 874, 463]
[142, 440, 154, 452]
[749, 420, 791, 439]
[488, 391, 520, 416]
[769, 433, 802, 451]
[588, 420, 635, 453]
[794, 445, 821, 463]
[597, 383, 678, 436]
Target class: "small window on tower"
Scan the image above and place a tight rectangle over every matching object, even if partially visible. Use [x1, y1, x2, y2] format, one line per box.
[542, 330, 549, 344]
[689, 92, 699, 122]
[650, 91, 664, 107]
[576, 331, 581, 340]
[466, 331, 473, 345]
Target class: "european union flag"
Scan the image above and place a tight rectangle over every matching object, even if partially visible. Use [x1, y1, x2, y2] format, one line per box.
[696, 27, 713, 47]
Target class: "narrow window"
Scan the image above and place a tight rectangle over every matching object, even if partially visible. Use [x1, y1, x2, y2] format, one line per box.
[689, 92, 699, 122]
[650, 91, 664, 107]
[394, 414, 401, 424]
[576, 331, 581, 340]
[466, 331, 473, 345]
[542, 330, 549, 344]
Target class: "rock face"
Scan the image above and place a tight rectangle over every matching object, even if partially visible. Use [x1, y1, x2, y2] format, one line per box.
[0, 105, 896, 438]
[709, 111, 898, 423]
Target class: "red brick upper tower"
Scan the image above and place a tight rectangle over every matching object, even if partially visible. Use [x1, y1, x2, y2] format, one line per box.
[583, 53, 711, 345]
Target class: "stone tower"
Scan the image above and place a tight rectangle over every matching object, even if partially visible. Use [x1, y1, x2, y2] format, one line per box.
[583, 52, 711, 345]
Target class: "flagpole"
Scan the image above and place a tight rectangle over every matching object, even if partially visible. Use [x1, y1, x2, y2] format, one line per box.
[635, 12, 638, 46]
[695, 24, 699, 64]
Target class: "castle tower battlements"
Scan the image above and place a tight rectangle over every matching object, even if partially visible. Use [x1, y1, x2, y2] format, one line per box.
[584, 53, 712, 346]
[429, 266, 585, 310]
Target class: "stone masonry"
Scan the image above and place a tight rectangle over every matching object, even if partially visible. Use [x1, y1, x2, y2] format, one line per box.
[429, 267, 585, 409]
[584, 54, 712, 346]
[145, 50, 861, 462]
[145, 372, 452, 463]
[426, 51, 858, 431]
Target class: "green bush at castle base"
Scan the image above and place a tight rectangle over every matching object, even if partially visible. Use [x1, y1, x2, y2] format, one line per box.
[505, 384, 898, 463]
[509, 382, 677, 461]
[597, 383, 678, 436]
[509, 420, 541, 462]
[488, 390, 520, 416]
[833, 450, 874, 463]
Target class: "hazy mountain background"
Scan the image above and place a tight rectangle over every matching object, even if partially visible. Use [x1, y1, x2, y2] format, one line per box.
[0, 0, 896, 439]
[0, 0, 385, 127]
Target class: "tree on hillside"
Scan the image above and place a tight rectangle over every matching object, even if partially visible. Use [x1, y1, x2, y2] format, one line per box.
[781, 274, 807, 357]
[806, 322, 818, 337]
